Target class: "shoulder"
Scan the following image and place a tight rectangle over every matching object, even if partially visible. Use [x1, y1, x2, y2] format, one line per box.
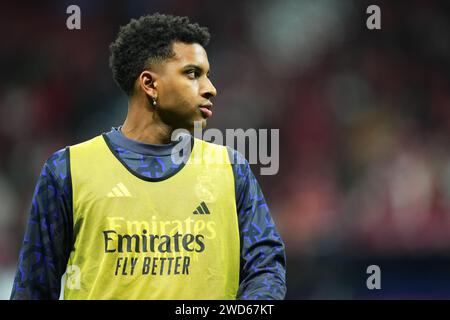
[225, 146, 249, 168]
[41, 147, 71, 192]
[224, 146, 255, 194]
[69, 135, 105, 151]
[44, 147, 69, 175]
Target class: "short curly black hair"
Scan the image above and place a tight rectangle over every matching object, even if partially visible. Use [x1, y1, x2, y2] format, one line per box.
[109, 13, 211, 95]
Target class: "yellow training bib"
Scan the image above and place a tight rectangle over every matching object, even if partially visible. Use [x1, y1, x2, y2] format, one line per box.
[64, 135, 240, 300]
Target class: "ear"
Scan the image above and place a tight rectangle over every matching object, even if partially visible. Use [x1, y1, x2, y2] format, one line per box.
[138, 70, 158, 98]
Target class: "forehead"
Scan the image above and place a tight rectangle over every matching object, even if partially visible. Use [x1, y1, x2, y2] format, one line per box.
[167, 42, 210, 69]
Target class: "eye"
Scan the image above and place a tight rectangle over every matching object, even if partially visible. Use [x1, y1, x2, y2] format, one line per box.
[186, 69, 200, 79]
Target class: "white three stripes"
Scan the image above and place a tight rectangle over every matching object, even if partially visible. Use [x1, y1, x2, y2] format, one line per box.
[107, 182, 132, 197]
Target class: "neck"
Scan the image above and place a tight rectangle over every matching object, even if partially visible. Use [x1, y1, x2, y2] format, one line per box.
[121, 96, 174, 145]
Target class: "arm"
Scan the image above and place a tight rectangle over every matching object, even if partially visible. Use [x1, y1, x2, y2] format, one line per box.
[10, 148, 73, 300]
[228, 148, 287, 300]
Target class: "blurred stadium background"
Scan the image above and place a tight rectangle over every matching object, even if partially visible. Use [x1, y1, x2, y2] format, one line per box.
[0, 0, 449, 299]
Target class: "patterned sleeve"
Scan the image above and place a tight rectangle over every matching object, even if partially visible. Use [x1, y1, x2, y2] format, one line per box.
[227, 147, 287, 300]
[10, 148, 73, 300]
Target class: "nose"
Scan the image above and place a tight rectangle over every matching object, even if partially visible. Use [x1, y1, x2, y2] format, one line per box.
[201, 77, 217, 99]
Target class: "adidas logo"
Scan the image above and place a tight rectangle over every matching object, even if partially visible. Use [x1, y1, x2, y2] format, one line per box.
[193, 202, 210, 215]
[107, 182, 132, 198]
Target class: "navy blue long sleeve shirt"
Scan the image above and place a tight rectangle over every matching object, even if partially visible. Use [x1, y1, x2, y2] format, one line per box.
[11, 127, 286, 300]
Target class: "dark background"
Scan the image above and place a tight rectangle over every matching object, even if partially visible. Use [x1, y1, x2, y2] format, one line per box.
[0, 0, 449, 299]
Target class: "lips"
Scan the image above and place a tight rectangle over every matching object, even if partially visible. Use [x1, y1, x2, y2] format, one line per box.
[199, 103, 213, 118]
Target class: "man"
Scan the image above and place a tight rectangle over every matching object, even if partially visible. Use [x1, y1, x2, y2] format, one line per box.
[11, 13, 286, 300]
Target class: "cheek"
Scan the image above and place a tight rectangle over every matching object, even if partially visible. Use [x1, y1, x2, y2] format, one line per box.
[161, 81, 198, 107]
